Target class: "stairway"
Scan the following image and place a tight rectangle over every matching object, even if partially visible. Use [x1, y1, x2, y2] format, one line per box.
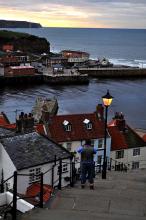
[20, 170, 146, 220]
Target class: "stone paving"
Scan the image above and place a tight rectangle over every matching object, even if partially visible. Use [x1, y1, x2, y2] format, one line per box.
[21, 170, 146, 220]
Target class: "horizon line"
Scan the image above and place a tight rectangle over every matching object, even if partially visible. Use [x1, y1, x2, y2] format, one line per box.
[42, 26, 146, 30]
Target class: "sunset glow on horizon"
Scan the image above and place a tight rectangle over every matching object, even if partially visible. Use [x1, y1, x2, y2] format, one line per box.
[0, 1, 146, 29]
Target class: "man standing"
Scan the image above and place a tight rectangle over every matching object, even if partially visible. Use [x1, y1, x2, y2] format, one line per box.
[77, 139, 97, 189]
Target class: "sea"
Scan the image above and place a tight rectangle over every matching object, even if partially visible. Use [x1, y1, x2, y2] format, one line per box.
[0, 28, 146, 129]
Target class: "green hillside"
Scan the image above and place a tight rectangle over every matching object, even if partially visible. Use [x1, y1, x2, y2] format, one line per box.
[0, 30, 50, 54]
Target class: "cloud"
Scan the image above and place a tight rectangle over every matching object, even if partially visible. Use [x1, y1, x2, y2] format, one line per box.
[0, 0, 146, 28]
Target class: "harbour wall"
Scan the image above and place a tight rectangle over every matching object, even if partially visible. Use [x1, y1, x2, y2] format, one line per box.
[43, 74, 89, 85]
[0, 75, 43, 86]
[1, 68, 146, 87]
[0, 74, 89, 86]
[79, 68, 146, 78]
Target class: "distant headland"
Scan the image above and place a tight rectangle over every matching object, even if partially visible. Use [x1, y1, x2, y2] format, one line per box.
[0, 20, 42, 28]
[0, 30, 50, 54]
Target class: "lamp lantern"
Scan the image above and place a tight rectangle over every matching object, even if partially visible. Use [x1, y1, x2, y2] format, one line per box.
[102, 90, 113, 107]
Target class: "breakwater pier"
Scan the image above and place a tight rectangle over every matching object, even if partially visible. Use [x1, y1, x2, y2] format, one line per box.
[79, 67, 146, 78]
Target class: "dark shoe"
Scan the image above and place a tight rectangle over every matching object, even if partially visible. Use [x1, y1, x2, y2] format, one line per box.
[90, 185, 94, 190]
[81, 184, 85, 189]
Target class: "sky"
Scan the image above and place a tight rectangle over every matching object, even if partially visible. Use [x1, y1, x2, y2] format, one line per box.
[0, 0, 146, 28]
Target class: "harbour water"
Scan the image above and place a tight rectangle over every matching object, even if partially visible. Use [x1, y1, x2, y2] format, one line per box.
[0, 28, 146, 129]
[0, 78, 146, 129]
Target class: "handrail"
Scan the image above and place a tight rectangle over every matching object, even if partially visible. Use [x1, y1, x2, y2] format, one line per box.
[0, 174, 14, 186]
[0, 155, 135, 219]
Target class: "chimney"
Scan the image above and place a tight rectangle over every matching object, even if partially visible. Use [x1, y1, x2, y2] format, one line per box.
[96, 104, 104, 120]
[16, 112, 34, 133]
[114, 112, 126, 132]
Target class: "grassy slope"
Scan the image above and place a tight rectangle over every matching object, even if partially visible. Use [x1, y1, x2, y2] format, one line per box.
[0, 30, 30, 39]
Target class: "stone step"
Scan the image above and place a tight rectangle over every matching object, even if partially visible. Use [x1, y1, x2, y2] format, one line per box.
[20, 208, 146, 220]
[20, 169, 146, 220]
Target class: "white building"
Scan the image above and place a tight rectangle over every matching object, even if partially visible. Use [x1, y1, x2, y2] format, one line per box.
[61, 50, 90, 64]
[108, 113, 146, 170]
[41, 105, 111, 168]
[0, 130, 71, 194]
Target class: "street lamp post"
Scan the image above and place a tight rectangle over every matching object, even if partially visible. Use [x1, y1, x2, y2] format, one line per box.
[102, 90, 113, 179]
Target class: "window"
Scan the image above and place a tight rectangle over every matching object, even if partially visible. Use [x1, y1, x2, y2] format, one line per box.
[65, 124, 72, 131]
[63, 120, 72, 131]
[83, 118, 92, 130]
[29, 167, 41, 184]
[86, 122, 92, 130]
[98, 139, 103, 148]
[58, 163, 68, 174]
[133, 148, 140, 156]
[62, 163, 68, 173]
[132, 162, 139, 169]
[116, 150, 124, 159]
[66, 142, 72, 151]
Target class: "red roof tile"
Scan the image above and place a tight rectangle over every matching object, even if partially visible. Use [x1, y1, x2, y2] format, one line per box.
[26, 183, 53, 203]
[1, 123, 16, 129]
[108, 126, 128, 151]
[48, 113, 105, 142]
[35, 124, 45, 135]
[0, 113, 16, 129]
[142, 134, 146, 142]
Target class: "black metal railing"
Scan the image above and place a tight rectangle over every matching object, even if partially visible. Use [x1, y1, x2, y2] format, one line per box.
[0, 155, 74, 220]
[0, 154, 140, 220]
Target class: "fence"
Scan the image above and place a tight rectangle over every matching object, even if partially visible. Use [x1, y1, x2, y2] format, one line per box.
[0, 155, 77, 220]
[0, 155, 129, 220]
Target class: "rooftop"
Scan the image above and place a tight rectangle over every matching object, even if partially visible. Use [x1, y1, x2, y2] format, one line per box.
[61, 50, 89, 55]
[48, 113, 105, 142]
[108, 114, 146, 151]
[0, 127, 15, 139]
[108, 126, 128, 151]
[1, 132, 71, 170]
[0, 112, 16, 129]
[124, 125, 146, 148]
[10, 66, 34, 69]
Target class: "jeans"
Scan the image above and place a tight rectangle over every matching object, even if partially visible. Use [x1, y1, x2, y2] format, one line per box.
[81, 161, 94, 184]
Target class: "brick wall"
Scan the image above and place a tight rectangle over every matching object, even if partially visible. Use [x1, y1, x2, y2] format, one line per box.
[5, 66, 35, 77]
